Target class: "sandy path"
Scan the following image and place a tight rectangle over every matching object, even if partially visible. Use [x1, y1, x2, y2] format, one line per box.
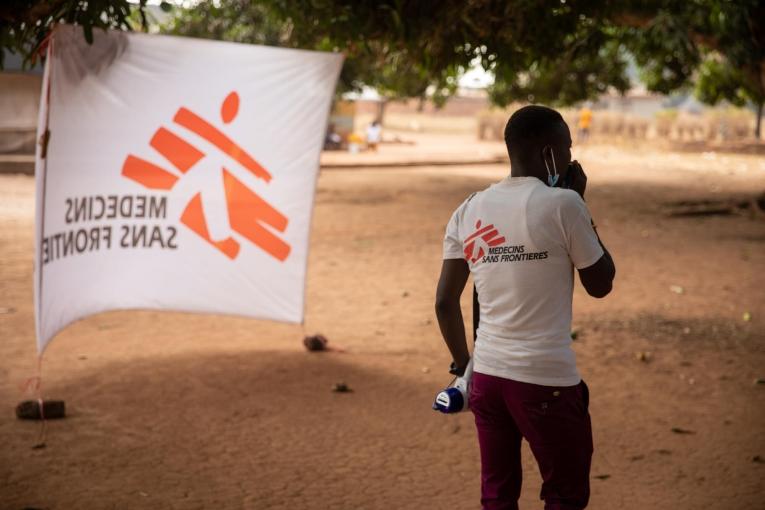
[1, 144, 764, 509]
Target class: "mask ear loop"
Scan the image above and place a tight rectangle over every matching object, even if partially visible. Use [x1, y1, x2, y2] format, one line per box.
[544, 147, 559, 187]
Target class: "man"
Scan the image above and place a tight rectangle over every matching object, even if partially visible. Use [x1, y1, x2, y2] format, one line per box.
[435, 105, 615, 510]
[577, 105, 593, 143]
[366, 119, 382, 151]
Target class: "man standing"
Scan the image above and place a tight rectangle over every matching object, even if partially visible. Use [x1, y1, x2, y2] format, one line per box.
[577, 105, 593, 143]
[435, 105, 615, 510]
[366, 119, 382, 151]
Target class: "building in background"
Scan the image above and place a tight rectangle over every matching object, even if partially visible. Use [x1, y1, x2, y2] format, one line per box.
[0, 53, 42, 173]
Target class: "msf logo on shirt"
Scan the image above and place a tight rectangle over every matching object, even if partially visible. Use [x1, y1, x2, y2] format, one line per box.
[121, 92, 290, 261]
[463, 220, 506, 263]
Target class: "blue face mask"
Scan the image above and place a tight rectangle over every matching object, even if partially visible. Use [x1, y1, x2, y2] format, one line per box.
[544, 147, 559, 187]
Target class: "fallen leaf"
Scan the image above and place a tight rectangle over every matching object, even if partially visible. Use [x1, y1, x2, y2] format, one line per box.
[635, 351, 651, 362]
[669, 285, 684, 295]
[332, 382, 353, 393]
[742, 311, 752, 322]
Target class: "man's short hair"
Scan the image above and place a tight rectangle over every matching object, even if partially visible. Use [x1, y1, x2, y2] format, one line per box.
[504, 105, 564, 157]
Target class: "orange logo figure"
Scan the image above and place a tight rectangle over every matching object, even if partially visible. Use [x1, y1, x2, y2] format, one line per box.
[463, 220, 506, 263]
[122, 92, 290, 261]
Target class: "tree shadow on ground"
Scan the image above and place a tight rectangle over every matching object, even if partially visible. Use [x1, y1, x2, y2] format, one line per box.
[2, 350, 480, 510]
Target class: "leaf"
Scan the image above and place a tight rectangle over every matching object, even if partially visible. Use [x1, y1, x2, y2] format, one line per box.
[635, 351, 651, 362]
[332, 382, 352, 393]
[160, 1, 173, 13]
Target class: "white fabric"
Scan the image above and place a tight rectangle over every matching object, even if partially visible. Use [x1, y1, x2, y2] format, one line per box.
[366, 123, 381, 143]
[34, 25, 343, 352]
[443, 176, 603, 386]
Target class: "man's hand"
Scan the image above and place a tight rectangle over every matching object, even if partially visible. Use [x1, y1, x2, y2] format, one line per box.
[567, 160, 587, 199]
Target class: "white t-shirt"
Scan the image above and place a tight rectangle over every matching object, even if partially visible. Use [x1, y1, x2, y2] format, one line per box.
[366, 124, 381, 143]
[443, 176, 603, 387]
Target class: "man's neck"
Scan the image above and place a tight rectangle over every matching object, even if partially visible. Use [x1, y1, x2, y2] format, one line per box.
[510, 165, 544, 182]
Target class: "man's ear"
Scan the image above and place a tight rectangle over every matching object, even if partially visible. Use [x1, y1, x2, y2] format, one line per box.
[540, 145, 552, 163]
[540, 145, 553, 169]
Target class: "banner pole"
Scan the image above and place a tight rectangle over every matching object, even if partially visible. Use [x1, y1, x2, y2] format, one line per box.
[28, 30, 55, 447]
[36, 30, 54, 354]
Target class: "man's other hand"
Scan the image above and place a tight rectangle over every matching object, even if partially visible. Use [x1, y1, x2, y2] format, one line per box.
[568, 161, 587, 199]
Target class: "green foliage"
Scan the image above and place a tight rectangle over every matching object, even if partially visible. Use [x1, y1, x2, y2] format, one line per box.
[621, 0, 764, 134]
[625, 1, 762, 98]
[164, 0, 445, 103]
[0, 0, 157, 68]
[2, 0, 763, 134]
[696, 58, 752, 107]
[625, 11, 701, 94]
[165, 0, 289, 47]
[489, 28, 631, 106]
[693, 1, 764, 117]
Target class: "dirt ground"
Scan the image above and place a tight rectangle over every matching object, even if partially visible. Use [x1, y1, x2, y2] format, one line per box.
[1, 137, 764, 509]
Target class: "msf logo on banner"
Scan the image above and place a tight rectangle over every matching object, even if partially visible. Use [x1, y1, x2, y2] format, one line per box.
[463, 220, 506, 264]
[121, 92, 290, 261]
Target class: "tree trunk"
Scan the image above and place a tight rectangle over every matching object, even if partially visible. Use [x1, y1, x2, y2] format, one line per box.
[377, 98, 389, 125]
[756, 101, 763, 140]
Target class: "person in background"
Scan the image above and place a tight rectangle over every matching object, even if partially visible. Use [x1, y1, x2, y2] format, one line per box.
[435, 105, 615, 510]
[577, 105, 593, 143]
[366, 119, 382, 151]
[324, 122, 343, 150]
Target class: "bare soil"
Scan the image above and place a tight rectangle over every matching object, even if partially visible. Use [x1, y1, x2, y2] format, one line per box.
[1, 140, 764, 509]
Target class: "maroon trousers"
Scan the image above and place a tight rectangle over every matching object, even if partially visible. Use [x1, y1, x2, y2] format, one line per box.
[469, 372, 593, 510]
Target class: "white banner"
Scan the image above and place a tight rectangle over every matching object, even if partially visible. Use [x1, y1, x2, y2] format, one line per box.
[34, 25, 343, 352]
